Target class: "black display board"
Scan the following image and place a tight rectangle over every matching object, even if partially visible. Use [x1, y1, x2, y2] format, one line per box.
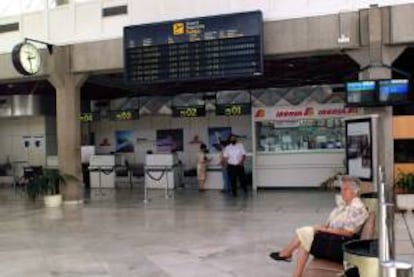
[345, 118, 373, 181]
[80, 112, 99, 123]
[124, 11, 263, 84]
[109, 110, 139, 121]
[215, 103, 251, 116]
[345, 79, 412, 107]
[346, 80, 377, 107]
[378, 79, 410, 105]
[172, 106, 206, 117]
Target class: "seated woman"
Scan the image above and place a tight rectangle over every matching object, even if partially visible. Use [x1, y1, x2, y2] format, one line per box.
[270, 175, 369, 277]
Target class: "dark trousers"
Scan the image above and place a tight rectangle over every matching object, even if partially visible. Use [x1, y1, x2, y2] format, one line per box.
[227, 164, 247, 195]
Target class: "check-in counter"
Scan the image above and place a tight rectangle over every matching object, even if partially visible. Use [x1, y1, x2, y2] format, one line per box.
[252, 105, 361, 188]
[144, 153, 180, 189]
[204, 166, 224, 190]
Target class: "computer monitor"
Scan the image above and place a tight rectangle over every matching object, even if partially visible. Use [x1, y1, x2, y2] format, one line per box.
[378, 79, 411, 105]
[346, 80, 377, 107]
[23, 166, 42, 178]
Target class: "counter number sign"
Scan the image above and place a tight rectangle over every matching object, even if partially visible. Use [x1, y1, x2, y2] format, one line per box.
[109, 110, 139, 121]
[79, 113, 96, 123]
[172, 106, 206, 117]
[216, 103, 251, 116]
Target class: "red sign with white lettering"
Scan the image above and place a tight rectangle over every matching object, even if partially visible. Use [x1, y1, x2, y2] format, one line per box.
[253, 105, 361, 121]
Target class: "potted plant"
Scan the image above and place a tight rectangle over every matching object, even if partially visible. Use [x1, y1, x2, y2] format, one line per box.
[395, 170, 414, 211]
[26, 168, 76, 207]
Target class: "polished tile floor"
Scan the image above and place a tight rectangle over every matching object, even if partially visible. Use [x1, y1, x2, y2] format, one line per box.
[0, 188, 413, 277]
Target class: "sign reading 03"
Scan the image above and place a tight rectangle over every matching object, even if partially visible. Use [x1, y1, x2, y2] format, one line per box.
[109, 110, 139, 121]
[172, 106, 206, 117]
[12, 42, 41, 76]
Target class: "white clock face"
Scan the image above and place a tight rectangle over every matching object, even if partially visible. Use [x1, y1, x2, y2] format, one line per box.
[19, 43, 41, 75]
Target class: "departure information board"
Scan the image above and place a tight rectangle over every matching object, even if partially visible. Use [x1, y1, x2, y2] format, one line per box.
[124, 11, 263, 84]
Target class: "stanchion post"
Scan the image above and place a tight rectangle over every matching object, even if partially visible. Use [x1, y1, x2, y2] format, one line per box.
[165, 167, 169, 199]
[379, 165, 392, 264]
[143, 168, 149, 203]
[379, 165, 413, 277]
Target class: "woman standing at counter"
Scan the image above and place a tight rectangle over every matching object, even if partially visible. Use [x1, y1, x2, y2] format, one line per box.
[197, 143, 209, 192]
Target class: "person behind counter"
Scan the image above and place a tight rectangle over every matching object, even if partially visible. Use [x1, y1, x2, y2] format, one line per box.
[197, 143, 209, 192]
[223, 135, 247, 196]
[269, 175, 368, 277]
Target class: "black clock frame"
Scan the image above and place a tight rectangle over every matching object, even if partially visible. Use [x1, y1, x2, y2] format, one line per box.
[11, 42, 40, 76]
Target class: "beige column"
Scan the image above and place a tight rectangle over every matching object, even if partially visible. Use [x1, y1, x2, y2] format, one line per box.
[48, 46, 88, 202]
[346, 7, 405, 260]
[346, 5, 406, 189]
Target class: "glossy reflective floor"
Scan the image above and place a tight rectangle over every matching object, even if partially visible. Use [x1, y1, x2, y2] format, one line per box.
[0, 187, 413, 277]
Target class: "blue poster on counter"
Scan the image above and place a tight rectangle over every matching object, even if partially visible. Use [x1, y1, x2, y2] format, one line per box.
[208, 127, 232, 153]
[156, 129, 184, 152]
[115, 130, 135, 153]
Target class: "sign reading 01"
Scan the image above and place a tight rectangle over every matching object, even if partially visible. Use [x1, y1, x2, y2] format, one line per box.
[172, 106, 206, 118]
[109, 110, 139, 121]
[79, 112, 99, 123]
[216, 103, 251, 116]
[124, 11, 263, 84]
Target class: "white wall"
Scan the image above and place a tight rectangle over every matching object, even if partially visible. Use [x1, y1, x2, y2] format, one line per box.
[1, 0, 414, 53]
[90, 114, 252, 170]
[0, 116, 56, 165]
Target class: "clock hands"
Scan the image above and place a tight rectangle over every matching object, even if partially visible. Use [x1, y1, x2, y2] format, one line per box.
[24, 50, 36, 73]
[27, 56, 34, 72]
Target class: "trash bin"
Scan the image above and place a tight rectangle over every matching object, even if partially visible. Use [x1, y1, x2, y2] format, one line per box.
[343, 239, 379, 277]
[382, 261, 413, 277]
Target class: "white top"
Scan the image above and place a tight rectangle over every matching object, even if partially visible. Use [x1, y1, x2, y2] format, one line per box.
[223, 143, 246, 166]
[327, 197, 369, 233]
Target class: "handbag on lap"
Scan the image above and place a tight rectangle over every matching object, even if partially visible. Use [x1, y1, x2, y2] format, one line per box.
[309, 231, 355, 262]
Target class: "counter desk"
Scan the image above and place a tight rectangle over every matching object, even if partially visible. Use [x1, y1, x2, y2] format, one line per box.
[254, 149, 345, 188]
[204, 166, 225, 190]
[251, 104, 360, 189]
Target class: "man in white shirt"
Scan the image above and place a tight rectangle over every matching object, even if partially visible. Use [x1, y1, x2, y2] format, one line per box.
[223, 135, 247, 196]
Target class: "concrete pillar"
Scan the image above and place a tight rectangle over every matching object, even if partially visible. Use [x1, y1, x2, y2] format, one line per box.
[347, 6, 405, 189]
[347, 6, 407, 263]
[48, 46, 88, 202]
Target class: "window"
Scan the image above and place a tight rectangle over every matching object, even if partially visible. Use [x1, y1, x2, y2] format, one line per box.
[48, 0, 69, 8]
[22, 0, 45, 13]
[394, 139, 414, 163]
[0, 0, 46, 16]
[0, 1, 20, 16]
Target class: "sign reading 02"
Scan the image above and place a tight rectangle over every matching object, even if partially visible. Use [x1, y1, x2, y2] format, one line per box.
[12, 42, 41, 76]
[172, 106, 206, 117]
[109, 110, 139, 121]
[216, 104, 251, 116]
